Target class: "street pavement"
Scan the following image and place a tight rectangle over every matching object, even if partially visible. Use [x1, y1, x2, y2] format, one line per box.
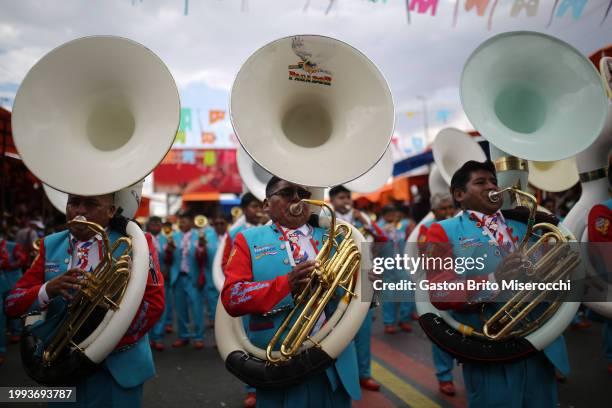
[0, 308, 610, 407]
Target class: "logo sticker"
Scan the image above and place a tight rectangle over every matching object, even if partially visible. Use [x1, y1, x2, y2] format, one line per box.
[254, 244, 278, 260]
[288, 36, 333, 87]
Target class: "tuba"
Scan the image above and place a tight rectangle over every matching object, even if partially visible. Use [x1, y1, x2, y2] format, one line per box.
[12, 36, 179, 384]
[215, 34, 392, 387]
[579, 56, 612, 318]
[415, 31, 607, 363]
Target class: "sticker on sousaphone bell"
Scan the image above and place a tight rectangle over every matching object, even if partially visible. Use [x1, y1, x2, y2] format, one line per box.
[287, 36, 333, 86]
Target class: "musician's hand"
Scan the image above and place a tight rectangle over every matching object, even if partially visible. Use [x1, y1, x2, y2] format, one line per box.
[494, 253, 527, 282]
[46, 268, 87, 300]
[288, 260, 318, 292]
[354, 209, 369, 226]
[166, 240, 176, 251]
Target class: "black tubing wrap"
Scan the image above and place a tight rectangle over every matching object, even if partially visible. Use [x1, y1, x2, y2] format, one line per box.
[225, 347, 334, 389]
[419, 313, 537, 363]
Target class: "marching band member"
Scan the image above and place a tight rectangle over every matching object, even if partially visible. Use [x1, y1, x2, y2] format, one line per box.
[165, 212, 207, 349]
[417, 192, 457, 396]
[202, 214, 229, 327]
[221, 176, 360, 408]
[425, 160, 568, 408]
[221, 193, 264, 270]
[378, 205, 416, 333]
[0, 230, 27, 365]
[329, 185, 385, 392]
[5, 193, 164, 407]
[587, 169, 612, 375]
[148, 216, 172, 351]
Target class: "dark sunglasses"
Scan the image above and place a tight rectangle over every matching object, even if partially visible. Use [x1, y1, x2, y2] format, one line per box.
[270, 187, 312, 200]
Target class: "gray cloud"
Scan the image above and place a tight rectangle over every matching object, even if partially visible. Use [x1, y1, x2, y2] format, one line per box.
[1, 0, 609, 150]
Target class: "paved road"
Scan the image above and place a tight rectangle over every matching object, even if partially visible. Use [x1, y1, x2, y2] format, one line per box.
[1, 309, 610, 407]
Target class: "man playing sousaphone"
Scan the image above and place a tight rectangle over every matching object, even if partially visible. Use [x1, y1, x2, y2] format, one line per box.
[5, 193, 165, 407]
[221, 177, 360, 407]
[424, 160, 568, 408]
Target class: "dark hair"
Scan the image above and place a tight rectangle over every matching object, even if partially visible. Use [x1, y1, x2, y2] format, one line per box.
[149, 216, 162, 223]
[214, 213, 232, 223]
[329, 185, 351, 198]
[265, 176, 283, 198]
[381, 204, 397, 216]
[450, 160, 496, 206]
[240, 192, 259, 209]
[177, 211, 193, 219]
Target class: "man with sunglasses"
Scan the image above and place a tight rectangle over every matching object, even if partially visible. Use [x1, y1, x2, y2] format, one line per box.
[221, 176, 360, 408]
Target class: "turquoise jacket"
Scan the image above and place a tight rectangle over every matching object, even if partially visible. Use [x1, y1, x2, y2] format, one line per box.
[0, 240, 23, 292]
[240, 224, 361, 401]
[41, 230, 155, 388]
[433, 211, 569, 375]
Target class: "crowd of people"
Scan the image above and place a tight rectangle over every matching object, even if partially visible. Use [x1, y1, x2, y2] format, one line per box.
[0, 163, 610, 408]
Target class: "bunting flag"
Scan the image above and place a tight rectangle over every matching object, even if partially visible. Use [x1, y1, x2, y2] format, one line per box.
[406, 111, 418, 119]
[203, 150, 217, 166]
[436, 109, 452, 123]
[453, 0, 500, 30]
[604, 0, 612, 25]
[184, 0, 189, 15]
[179, 108, 193, 131]
[409, 0, 439, 16]
[548, 0, 588, 27]
[209, 109, 226, 124]
[201, 132, 216, 145]
[325, 0, 336, 15]
[511, 0, 539, 17]
[182, 149, 196, 164]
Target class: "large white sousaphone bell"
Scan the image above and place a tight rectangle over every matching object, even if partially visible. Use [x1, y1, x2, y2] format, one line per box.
[230, 35, 394, 187]
[12, 36, 179, 196]
[12, 36, 180, 384]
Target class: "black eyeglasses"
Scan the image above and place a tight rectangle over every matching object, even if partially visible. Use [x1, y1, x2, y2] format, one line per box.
[270, 187, 312, 200]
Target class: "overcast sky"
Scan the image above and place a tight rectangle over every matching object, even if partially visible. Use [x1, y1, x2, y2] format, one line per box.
[1, 0, 610, 158]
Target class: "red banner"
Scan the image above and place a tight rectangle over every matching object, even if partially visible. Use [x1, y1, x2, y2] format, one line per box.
[153, 149, 242, 195]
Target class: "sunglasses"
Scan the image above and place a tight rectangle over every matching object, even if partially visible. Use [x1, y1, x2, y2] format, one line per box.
[270, 187, 312, 200]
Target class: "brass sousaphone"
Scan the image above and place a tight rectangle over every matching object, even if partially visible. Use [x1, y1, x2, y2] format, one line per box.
[215, 34, 393, 388]
[12, 36, 179, 384]
[416, 32, 608, 363]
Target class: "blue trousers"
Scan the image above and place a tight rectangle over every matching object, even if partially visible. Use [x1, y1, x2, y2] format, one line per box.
[204, 267, 219, 322]
[462, 352, 556, 408]
[382, 301, 414, 325]
[256, 371, 351, 408]
[432, 344, 454, 382]
[50, 369, 143, 408]
[173, 275, 204, 341]
[354, 309, 373, 378]
[150, 278, 174, 342]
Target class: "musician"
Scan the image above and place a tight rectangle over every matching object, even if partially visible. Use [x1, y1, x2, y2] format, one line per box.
[417, 192, 457, 396]
[587, 169, 612, 375]
[221, 192, 264, 270]
[221, 177, 360, 408]
[165, 212, 207, 349]
[425, 160, 568, 408]
[5, 193, 164, 407]
[148, 216, 172, 351]
[378, 204, 415, 333]
[329, 185, 384, 392]
[201, 214, 229, 327]
[0, 230, 27, 365]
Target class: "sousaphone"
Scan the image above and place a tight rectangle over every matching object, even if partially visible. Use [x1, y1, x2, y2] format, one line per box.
[12, 36, 179, 384]
[416, 31, 607, 363]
